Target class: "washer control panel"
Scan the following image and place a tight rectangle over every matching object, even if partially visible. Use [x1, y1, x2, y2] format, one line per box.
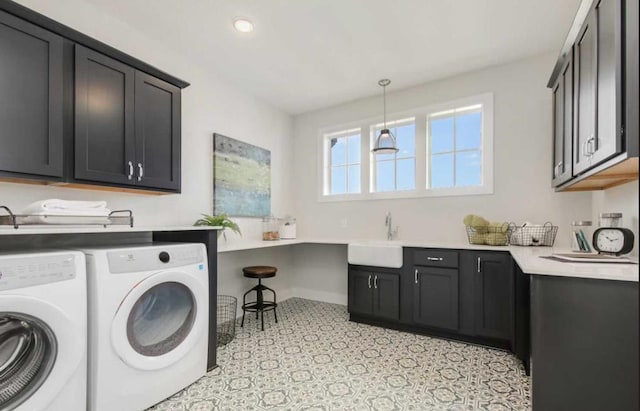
[107, 244, 205, 274]
[0, 254, 77, 291]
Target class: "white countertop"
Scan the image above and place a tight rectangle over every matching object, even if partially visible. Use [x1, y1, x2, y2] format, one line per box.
[0, 225, 222, 235]
[218, 237, 638, 282]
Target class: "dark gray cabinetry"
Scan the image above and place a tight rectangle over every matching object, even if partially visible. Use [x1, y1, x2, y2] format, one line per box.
[134, 71, 181, 191]
[411, 249, 459, 331]
[75, 46, 182, 191]
[531, 275, 638, 411]
[75, 45, 135, 185]
[348, 267, 400, 321]
[472, 252, 513, 340]
[0, 10, 63, 178]
[551, 52, 573, 186]
[573, 0, 623, 175]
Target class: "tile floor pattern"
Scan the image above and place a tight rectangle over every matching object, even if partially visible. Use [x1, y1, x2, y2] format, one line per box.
[150, 298, 531, 411]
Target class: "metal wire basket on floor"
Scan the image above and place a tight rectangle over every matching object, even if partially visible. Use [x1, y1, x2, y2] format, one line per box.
[217, 295, 237, 347]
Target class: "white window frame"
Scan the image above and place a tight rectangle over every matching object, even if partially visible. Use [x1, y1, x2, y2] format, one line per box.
[320, 128, 363, 198]
[370, 117, 417, 193]
[317, 93, 493, 202]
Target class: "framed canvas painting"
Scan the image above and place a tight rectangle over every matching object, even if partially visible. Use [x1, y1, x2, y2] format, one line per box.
[213, 133, 271, 217]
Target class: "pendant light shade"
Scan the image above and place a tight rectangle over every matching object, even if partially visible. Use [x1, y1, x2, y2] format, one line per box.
[372, 79, 399, 154]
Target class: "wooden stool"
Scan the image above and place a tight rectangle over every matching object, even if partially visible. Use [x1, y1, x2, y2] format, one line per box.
[241, 266, 278, 331]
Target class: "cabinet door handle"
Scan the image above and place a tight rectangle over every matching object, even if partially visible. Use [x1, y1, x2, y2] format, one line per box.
[127, 161, 134, 180]
[426, 257, 443, 262]
[137, 163, 144, 181]
[374, 275, 378, 289]
[368, 275, 371, 289]
[477, 257, 481, 273]
[414, 269, 419, 284]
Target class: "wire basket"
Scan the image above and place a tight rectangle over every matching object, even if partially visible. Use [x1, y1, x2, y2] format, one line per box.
[465, 223, 512, 246]
[509, 222, 558, 246]
[216, 295, 237, 347]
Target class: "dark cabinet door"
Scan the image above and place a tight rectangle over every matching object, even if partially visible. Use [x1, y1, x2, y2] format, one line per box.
[372, 272, 400, 321]
[348, 269, 373, 317]
[474, 252, 513, 340]
[574, 9, 597, 175]
[412, 266, 459, 331]
[590, 0, 623, 167]
[574, 0, 623, 175]
[75, 44, 135, 185]
[552, 53, 573, 186]
[134, 71, 181, 190]
[0, 11, 63, 178]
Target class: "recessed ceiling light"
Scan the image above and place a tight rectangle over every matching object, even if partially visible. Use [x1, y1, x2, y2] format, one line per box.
[233, 18, 254, 33]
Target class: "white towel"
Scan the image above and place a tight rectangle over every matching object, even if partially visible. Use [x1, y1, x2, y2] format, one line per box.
[22, 199, 111, 216]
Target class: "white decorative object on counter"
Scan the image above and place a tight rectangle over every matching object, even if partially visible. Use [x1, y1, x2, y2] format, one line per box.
[280, 217, 296, 239]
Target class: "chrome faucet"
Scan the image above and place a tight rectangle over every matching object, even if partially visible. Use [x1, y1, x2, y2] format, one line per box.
[385, 212, 398, 240]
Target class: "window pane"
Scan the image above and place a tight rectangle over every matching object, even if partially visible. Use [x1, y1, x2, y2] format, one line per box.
[396, 124, 415, 159]
[347, 135, 361, 164]
[330, 138, 346, 166]
[376, 160, 395, 192]
[430, 153, 454, 188]
[456, 151, 481, 187]
[330, 166, 346, 194]
[456, 111, 482, 150]
[347, 165, 360, 193]
[430, 116, 454, 153]
[397, 158, 415, 191]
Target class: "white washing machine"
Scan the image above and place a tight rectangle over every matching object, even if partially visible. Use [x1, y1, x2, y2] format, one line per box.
[0, 250, 87, 411]
[80, 243, 209, 411]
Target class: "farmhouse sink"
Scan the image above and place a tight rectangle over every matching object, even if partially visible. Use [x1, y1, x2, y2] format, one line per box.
[347, 241, 403, 268]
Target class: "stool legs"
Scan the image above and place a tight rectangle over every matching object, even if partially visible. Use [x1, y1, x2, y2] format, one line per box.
[240, 279, 278, 331]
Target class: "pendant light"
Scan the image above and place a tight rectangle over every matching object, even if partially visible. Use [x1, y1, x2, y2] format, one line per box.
[372, 79, 399, 154]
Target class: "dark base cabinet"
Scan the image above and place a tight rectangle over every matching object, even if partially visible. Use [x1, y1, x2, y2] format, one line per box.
[348, 248, 529, 372]
[348, 266, 400, 322]
[531, 275, 639, 411]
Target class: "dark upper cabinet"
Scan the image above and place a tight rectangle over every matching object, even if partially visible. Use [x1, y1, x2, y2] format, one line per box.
[75, 45, 136, 185]
[550, 0, 636, 190]
[0, 10, 63, 178]
[552, 52, 573, 186]
[0, 3, 187, 193]
[74, 45, 181, 191]
[134, 71, 181, 190]
[574, 0, 623, 176]
[412, 266, 459, 331]
[348, 267, 400, 321]
[472, 252, 513, 340]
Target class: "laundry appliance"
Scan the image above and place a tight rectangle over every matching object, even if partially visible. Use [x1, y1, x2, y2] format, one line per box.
[0, 250, 87, 411]
[80, 243, 209, 411]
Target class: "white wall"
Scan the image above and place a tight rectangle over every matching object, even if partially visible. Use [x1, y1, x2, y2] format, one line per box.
[1, 0, 297, 306]
[289, 54, 596, 303]
[592, 182, 639, 257]
[293, 53, 593, 246]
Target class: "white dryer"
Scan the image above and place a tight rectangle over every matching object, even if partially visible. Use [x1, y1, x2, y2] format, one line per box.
[0, 250, 87, 411]
[80, 243, 209, 411]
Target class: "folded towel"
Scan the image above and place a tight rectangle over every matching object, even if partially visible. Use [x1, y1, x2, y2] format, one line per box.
[21, 215, 112, 225]
[22, 199, 111, 216]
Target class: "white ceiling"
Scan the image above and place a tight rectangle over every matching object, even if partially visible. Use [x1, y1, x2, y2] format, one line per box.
[84, 0, 581, 115]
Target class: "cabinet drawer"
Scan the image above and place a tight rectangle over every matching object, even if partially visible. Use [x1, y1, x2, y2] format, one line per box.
[413, 249, 459, 268]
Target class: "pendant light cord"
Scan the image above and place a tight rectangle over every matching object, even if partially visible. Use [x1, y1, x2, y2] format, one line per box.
[383, 84, 387, 128]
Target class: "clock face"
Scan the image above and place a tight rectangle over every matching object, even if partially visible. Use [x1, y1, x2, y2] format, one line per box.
[595, 229, 625, 253]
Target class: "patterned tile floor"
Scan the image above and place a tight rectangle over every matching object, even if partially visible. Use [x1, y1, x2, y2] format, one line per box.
[150, 298, 531, 411]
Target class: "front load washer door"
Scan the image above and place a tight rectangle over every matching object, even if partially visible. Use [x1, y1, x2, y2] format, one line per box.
[0, 297, 84, 411]
[111, 271, 207, 371]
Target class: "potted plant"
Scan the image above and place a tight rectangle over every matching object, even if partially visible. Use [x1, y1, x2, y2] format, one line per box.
[194, 214, 241, 240]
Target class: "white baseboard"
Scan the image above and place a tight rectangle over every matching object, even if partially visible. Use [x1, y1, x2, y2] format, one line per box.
[289, 287, 347, 305]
